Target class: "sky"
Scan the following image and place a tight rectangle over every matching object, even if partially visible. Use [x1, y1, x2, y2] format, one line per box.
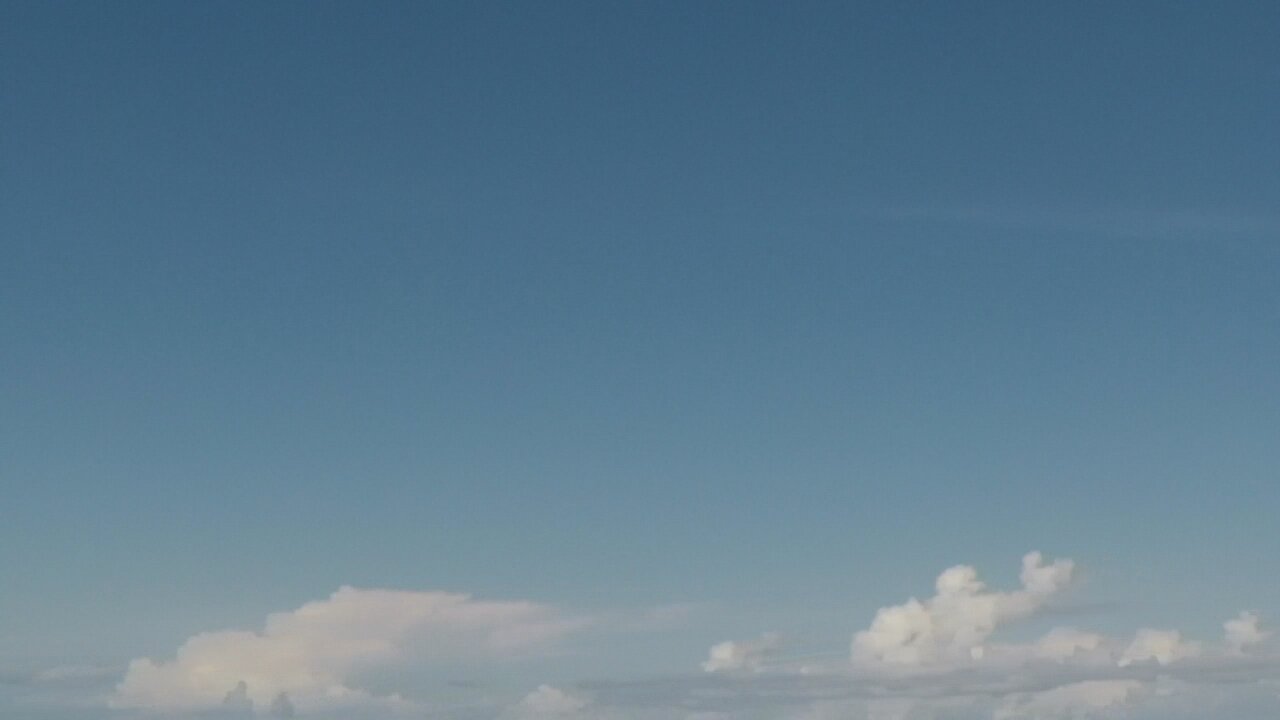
[2, 1, 1279, 718]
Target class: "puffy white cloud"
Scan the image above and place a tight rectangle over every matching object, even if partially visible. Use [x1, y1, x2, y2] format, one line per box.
[1117, 629, 1200, 667]
[657, 558, 1276, 720]
[702, 633, 781, 673]
[1224, 611, 1269, 652]
[112, 586, 586, 714]
[852, 552, 1074, 665]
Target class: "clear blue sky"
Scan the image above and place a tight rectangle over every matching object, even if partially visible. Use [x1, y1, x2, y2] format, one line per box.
[2, 2, 1278, 717]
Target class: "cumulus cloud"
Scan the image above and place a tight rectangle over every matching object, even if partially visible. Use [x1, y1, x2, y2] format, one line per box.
[112, 586, 586, 715]
[703, 633, 782, 673]
[1224, 611, 1269, 652]
[667, 553, 1276, 720]
[852, 552, 1075, 666]
[1117, 629, 1200, 667]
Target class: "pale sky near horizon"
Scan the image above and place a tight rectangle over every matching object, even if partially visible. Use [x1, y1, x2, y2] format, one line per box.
[2, 2, 1279, 719]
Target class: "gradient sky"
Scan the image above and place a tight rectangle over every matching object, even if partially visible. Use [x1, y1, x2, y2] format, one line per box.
[2, 2, 1278, 718]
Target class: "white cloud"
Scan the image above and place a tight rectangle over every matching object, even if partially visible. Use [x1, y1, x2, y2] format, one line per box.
[85, 554, 1278, 720]
[852, 552, 1074, 666]
[1034, 628, 1108, 662]
[500, 685, 591, 718]
[703, 633, 782, 673]
[656, 556, 1278, 720]
[994, 680, 1146, 719]
[1117, 629, 1200, 667]
[111, 586, 586, 715]
[1224, 611, 1269, 653]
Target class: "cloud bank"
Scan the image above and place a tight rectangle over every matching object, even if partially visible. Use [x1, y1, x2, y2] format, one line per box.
[682, 552, 1277, 719]
[84, 553, 1278, 719]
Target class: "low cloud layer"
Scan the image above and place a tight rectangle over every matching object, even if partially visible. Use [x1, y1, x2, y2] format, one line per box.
[685, 552, 1278, 719]
[49, 553, 1275, 719]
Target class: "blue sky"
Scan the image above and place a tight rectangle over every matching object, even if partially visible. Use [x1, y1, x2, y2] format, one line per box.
[2, 2, 1278, 718]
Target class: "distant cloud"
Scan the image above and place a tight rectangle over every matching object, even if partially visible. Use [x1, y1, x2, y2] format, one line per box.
[1033, 627, 1107, 662]
[852, 552, 1074, 666]
[498, 685, 592, 719]
[622, 552, 1279, 719]
[111, 586, 587, 715]
[85, 553, 1279, 719]
[703, 633, 782, 673]
[1225, 611, 1270, 653]
[994, 679, 1146, 720]
[1118, 629, 1200, 667]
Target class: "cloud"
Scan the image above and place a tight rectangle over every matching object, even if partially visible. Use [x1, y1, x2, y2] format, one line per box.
[1225, 611, 1269, 653]
[500, 685, 591, 718]
[994, 680, 1146, 719]
[72, 553, 1277, 720]
[1034, 628, 1108, 662]
[269, 691, 296, 718]
[852, 552, 1074, 666]
[111, 586, 586, 715]
[635, 552, 1279, 720]
[223, 681, 253, 713]
[703, 633, 782, 673]
[1117, 629, 1200, 667]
